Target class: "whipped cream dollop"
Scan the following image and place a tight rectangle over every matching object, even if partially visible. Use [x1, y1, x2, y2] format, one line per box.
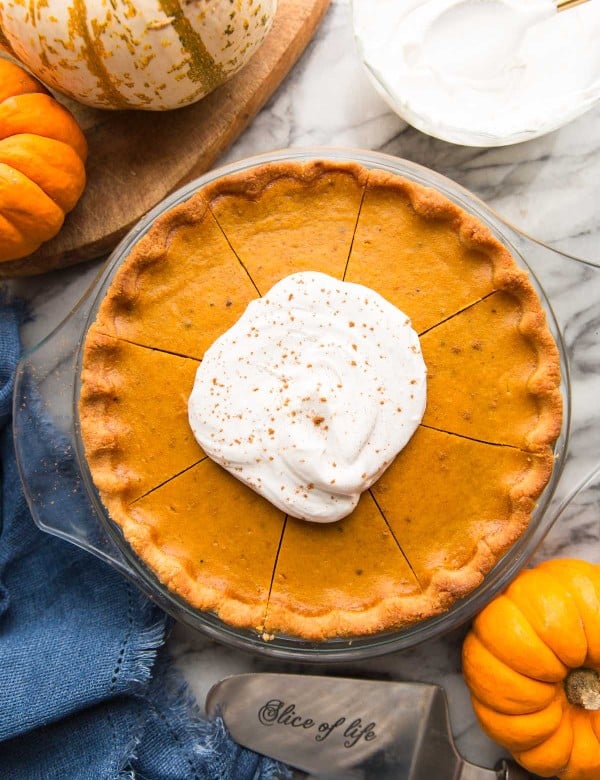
[354, 0, 600, 144]
[188, 272, 427, 523]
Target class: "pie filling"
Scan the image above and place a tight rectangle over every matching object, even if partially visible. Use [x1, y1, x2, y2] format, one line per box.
[79, 160, 562, 641]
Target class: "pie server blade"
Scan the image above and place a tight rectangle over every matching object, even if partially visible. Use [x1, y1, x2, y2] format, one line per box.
[205, 673, 534, 779]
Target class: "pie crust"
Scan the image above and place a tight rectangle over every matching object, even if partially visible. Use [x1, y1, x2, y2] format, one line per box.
[79, 160, 562, 641]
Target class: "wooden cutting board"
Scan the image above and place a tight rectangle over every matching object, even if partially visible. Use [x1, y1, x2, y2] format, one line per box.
[1, 0, 331, 278]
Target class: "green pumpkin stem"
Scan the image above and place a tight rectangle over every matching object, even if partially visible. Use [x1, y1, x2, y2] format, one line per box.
[564, 668, 600, 710]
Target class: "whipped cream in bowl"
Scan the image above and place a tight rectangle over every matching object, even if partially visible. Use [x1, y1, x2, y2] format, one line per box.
[353, 0, 600, 146]
[188, 272, 427, 523]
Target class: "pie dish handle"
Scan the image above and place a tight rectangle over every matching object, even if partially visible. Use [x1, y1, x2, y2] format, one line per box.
[12, 295, 137, 580]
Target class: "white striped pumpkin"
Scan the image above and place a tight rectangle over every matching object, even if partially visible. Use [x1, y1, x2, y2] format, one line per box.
[0, 0, 278, 110]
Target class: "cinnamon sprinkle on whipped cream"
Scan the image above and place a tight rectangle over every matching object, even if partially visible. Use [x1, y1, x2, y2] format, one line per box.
[188, 272, 427, 522]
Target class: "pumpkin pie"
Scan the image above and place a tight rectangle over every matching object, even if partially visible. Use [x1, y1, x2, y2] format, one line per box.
[79, 159, 562, 641]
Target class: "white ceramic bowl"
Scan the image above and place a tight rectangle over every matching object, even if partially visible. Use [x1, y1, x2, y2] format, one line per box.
[352, 0, 600, 147]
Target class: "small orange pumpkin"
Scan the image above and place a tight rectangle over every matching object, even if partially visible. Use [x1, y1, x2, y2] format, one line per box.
[463, 558, 600, 779]
[0, 59, 87, 263]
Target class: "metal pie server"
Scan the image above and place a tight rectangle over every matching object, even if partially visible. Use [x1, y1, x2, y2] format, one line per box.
[206, 673, 534, 780]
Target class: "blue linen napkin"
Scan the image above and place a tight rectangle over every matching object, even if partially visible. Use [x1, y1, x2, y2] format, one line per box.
[0, 298, 290, 780]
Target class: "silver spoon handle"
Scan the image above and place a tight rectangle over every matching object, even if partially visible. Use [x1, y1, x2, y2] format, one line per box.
[556, 0, 590, 12]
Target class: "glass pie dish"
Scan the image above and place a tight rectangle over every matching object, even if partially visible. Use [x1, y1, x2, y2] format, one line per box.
[13, 148, 600, 661]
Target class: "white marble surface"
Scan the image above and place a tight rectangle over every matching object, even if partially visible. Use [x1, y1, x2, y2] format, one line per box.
[4, 1, 600, 776]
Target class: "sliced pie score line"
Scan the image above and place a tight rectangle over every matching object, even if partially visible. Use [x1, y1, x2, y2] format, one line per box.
[92, 190, 262, 362]
[342, 167, 501, 335]
[93, 330, 204, 363]
[79, 328, 206, 504]
[417, 288, 562, 453]
[259, 514, 289, 639]
[367, 487, 425, 593]
[418, 422, 534, 452]
[369, 425, 555, 611]
[206, 198, 262, 298]
[202, 159, 370, 296]
[117, 457, 288, 631]
[128, 455, 209, 506]
[416, 289, 498, 338]
[341, 171, 370, 283]
[262, 489, 431, 641]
